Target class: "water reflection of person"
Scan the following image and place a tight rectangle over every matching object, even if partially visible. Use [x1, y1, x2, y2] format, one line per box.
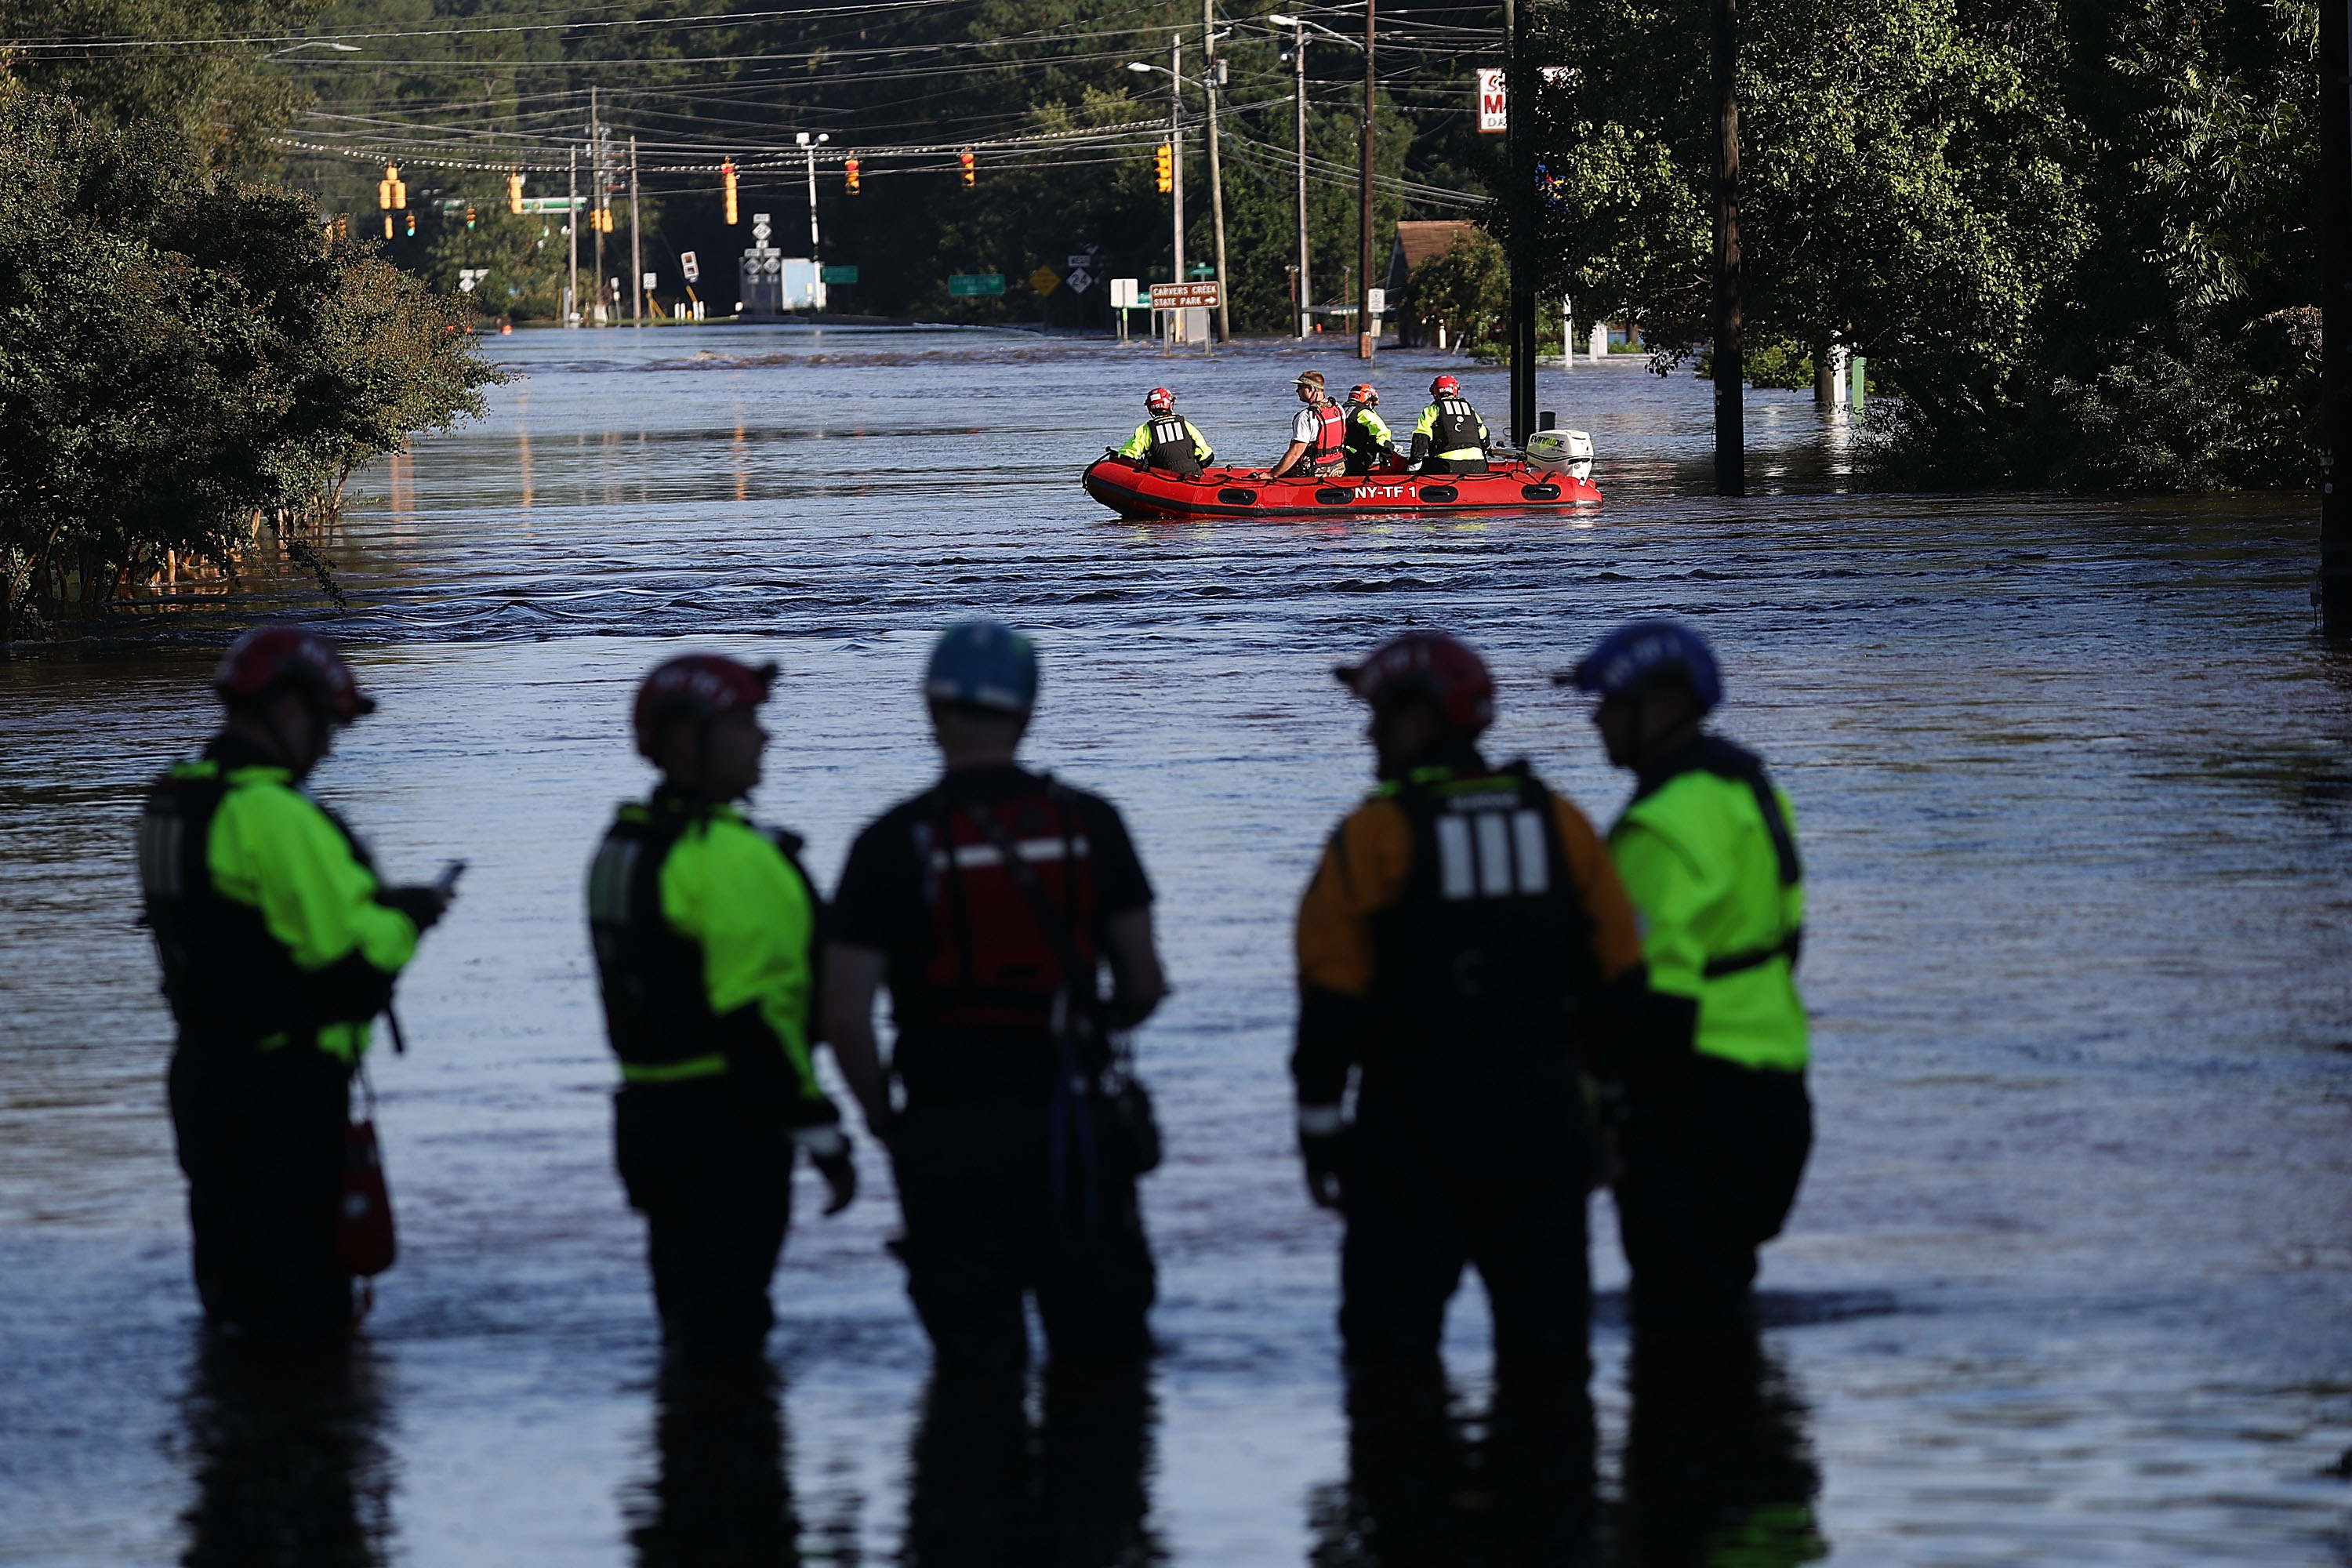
[1621, 1326, 1824, 1567]
[626, 1359, 800, 1566]
[1317, 1358, 1595, 1566]
[903, 1363, 1159, 1568]
[179, 1330, 390, 1566]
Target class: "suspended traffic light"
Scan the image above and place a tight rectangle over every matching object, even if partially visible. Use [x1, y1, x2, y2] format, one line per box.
[405, 211, 416, 238]
[722, 160, 738, 224]
[960, 147, 975, 187]
[466, 202, 477, 230]
[507, 171, 524, 214]
[1154, 144, 1173, 194]
[378, 164, 405, 212]
[844, 156, 861, 194]
[384, 215, 394, 238]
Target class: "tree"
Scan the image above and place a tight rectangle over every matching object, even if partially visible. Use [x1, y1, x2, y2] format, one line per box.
[1406, 226, 1512, 350]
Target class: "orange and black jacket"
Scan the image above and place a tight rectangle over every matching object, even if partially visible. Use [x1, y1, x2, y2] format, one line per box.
[1292, 761, 1646, 1120]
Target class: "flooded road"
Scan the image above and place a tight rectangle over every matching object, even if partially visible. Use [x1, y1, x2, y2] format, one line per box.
[3, 327, 2349, 1564]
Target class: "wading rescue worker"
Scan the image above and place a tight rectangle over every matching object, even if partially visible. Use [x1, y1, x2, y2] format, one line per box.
[1115, 387, 1214, 477]
[1292, 631, 1646, 1372]
[1559, 619, 1810, 1329]
[586, 654, 858, 1359]
[1341, 383, 1402, 475]
[1407, 374, 1492, 475]
[824, 620, 1170, 1374]
[139, 626, 452, 1336]
[1269, 369, 1348, 481]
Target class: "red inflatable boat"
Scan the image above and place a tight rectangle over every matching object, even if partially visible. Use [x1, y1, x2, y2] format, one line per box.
[1082, 449, 1602, 520]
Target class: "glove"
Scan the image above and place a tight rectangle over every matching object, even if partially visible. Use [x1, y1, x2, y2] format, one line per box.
[379, 885, 449, 933]
[1298, 1103, 1348, 1212]
[792, 1123, 858, 1215]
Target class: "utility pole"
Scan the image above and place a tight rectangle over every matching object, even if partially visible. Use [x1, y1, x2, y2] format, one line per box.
[1171, 31, 1185, 337]
[590, 85, 605, 326]
[1359, 0, 1375, 360]
[1504, 0, 1537, 442]
[1204, 0, 1232, 343]
[1711, 0, 1745, 494]
[1294, 23, 1310, 338]
[566, 144, 579, 328]
[2324, 0, 2351, 633]
[629, 134, 643, 326]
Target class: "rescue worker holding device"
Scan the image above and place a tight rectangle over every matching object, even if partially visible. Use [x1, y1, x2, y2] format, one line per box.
[1341, 383, 1403, 476]
[140, 626, 453, 1336]
[825, 620, 1170, 1374]
[1292, 631, 1646, 1370]
[1407, 375, 1493, 475]
[1560, 619, 1811, 1329]
[1115, 387, 1215, 477]
[586, 654, 857, 1360]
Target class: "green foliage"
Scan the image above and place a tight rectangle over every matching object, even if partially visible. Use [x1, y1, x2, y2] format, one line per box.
[1406, 226, 1511, 350]
[423, 202, 575, 321]
[0, 82, 503, 638]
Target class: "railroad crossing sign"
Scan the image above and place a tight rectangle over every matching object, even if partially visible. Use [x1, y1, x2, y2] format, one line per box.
[1031, 266, 1062, 296]
[1066, 267, 1094, 293]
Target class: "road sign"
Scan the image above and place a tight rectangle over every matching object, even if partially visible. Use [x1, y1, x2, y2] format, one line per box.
[1188, 262, 1215, 280]
[457, 267, 488, 293]
[1031, 266, 1062, 296]
[949, 272, 1007, 296]
[1069, 253, 1096, 269]
[1149, 281, 1221, 310]
[643, 271, 658, 290]
[820, 264, 858, 283]
[1110, 278, 1140, 308]
[1066, 267, 1094, 293]
[681, 250, 699, 282]
[1477, 68, 1507, 133]
[1367, 287, 1386, 314]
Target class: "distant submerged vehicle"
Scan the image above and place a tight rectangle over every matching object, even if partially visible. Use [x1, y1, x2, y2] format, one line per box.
[1082, 428, 1599, 521]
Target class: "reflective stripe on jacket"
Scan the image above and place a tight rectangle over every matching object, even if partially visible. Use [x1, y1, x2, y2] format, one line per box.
[1344, 403, 1395, 464]
[587, 793, 833, 1116]
[1610, 737, 1808, 1072]
[138, 748, 418, 1062]
[1410, 397, 1489, 461]
[1117, 417, 1213, 474]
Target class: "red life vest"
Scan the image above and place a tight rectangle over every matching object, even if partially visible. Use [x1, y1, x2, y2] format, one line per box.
[920, 786, 1100, 1036]
[1309, 400, 1345, 464]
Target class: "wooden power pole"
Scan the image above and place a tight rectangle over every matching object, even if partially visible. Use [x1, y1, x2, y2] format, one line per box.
[2324, 0, 2350, 633]
[1711, 0, 1744, 494]
[1359, 0, 1376, 359]
[1504, 0, 1537, 442]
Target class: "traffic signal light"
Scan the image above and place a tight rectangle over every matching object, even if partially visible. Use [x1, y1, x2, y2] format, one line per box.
[405, 211, 416, 238]
[507, 171, 524, 214]
[960, 147, 975, 187]
[384, 215, 394, 239]
[466, 202, 477, 230]
[378, 164, 405, 211]
[844, 157, 861, 194]
[1154, 144, 1173, 194]
[722, 160, 738, 224]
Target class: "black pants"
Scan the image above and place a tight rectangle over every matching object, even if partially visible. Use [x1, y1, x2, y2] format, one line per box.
[1622, 1323, 1820, 1566]
[180, 1329, 387, 1566]
[614, 1082, 794, 1359]
[891, 1099, 1156, 1374]
[1615, 1057, 1812, 1330]
[169, 1044, 354, 1337]
[1420, 454, 1489, 476]
[628, 1359, 799, 1563]
[1340, 1093, 1592, 1369]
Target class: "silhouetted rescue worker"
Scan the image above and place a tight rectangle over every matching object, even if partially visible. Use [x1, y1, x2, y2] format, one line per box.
[1116, 386, 1214, 477]
[587, 654, 858, 1359]
[826, 620, 1170, 1374]
[1293, 631, 1646, 1370]
[1560, 619, 1811, 1328]
[1407, 374, 1491, 475]
[140, 626, 451, 1335]
[1269, 369, 1347, 480]
[1341, 383, 1401, 475]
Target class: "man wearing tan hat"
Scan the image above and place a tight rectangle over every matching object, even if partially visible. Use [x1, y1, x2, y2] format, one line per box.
[1269, 370, 1348, 481]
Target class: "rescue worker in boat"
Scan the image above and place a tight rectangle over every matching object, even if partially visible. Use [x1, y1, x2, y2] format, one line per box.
[139, 626, 454, 1336]
[1558, 619, 1811, 1329]
[1341, 383, 1403, 477]
[586, 654, 858, 1359]
[1293, 631, 1647, 1373]
[1115, 387, 1215, 478]
[1269, 369, 1348, 481]
[1407, 374, 1493, 476]
[825, 620, 1171, 1374]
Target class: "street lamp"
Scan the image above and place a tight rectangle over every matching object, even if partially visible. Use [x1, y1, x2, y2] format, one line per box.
[797, 131, 831, 312]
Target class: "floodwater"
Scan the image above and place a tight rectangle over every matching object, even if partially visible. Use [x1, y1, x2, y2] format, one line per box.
[3, 326, 2350, 1566]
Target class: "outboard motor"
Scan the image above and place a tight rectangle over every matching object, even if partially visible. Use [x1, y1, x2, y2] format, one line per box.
[1521, 427, 1595, 482]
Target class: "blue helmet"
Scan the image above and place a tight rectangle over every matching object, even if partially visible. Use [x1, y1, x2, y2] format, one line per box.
[924, 619, 1038, 714]
[1557, 619, 1723, 711]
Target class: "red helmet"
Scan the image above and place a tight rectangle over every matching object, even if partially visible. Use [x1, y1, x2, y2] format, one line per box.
[212, 626, 375, 724]
[1431, 374, 1461, 397]
[1348, 383, 1379, 407]
[1334, 631, 1495, 735]
[633, 654, 776, 757]
[1145, 387, 1176, 413]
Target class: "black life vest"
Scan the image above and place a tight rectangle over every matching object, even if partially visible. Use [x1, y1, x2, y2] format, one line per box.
[586, 795, 822, 1107]
[137, 753, 390, 1053]
[1429, 397, 1484, 456]
[1308, 401, 1345, 465]
[1144, 416, 1203, 477]
[916, 781, 1102, 1043]
[1343, 403, 1385, 464]
[1362, 764, 1599, 1102]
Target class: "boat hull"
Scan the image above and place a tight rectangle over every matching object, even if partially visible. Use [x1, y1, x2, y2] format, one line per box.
[1081, 456, 1602, 519]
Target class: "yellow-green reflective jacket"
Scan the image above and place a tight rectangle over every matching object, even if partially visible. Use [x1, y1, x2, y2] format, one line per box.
[1609, 736, 1807, 1072]
[586, 793, 830, 1116]
[1410, 397, 1490, 461]
[137, 740, 419, 1063]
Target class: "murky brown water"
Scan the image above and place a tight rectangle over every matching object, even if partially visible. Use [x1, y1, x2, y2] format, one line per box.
[3, 328, 2349, 1564]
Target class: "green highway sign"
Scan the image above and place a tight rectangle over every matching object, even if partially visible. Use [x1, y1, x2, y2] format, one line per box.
[948, 272, 1007, 296]
[821, 265, 858, 284]
[1188, 262, 1216, 279]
